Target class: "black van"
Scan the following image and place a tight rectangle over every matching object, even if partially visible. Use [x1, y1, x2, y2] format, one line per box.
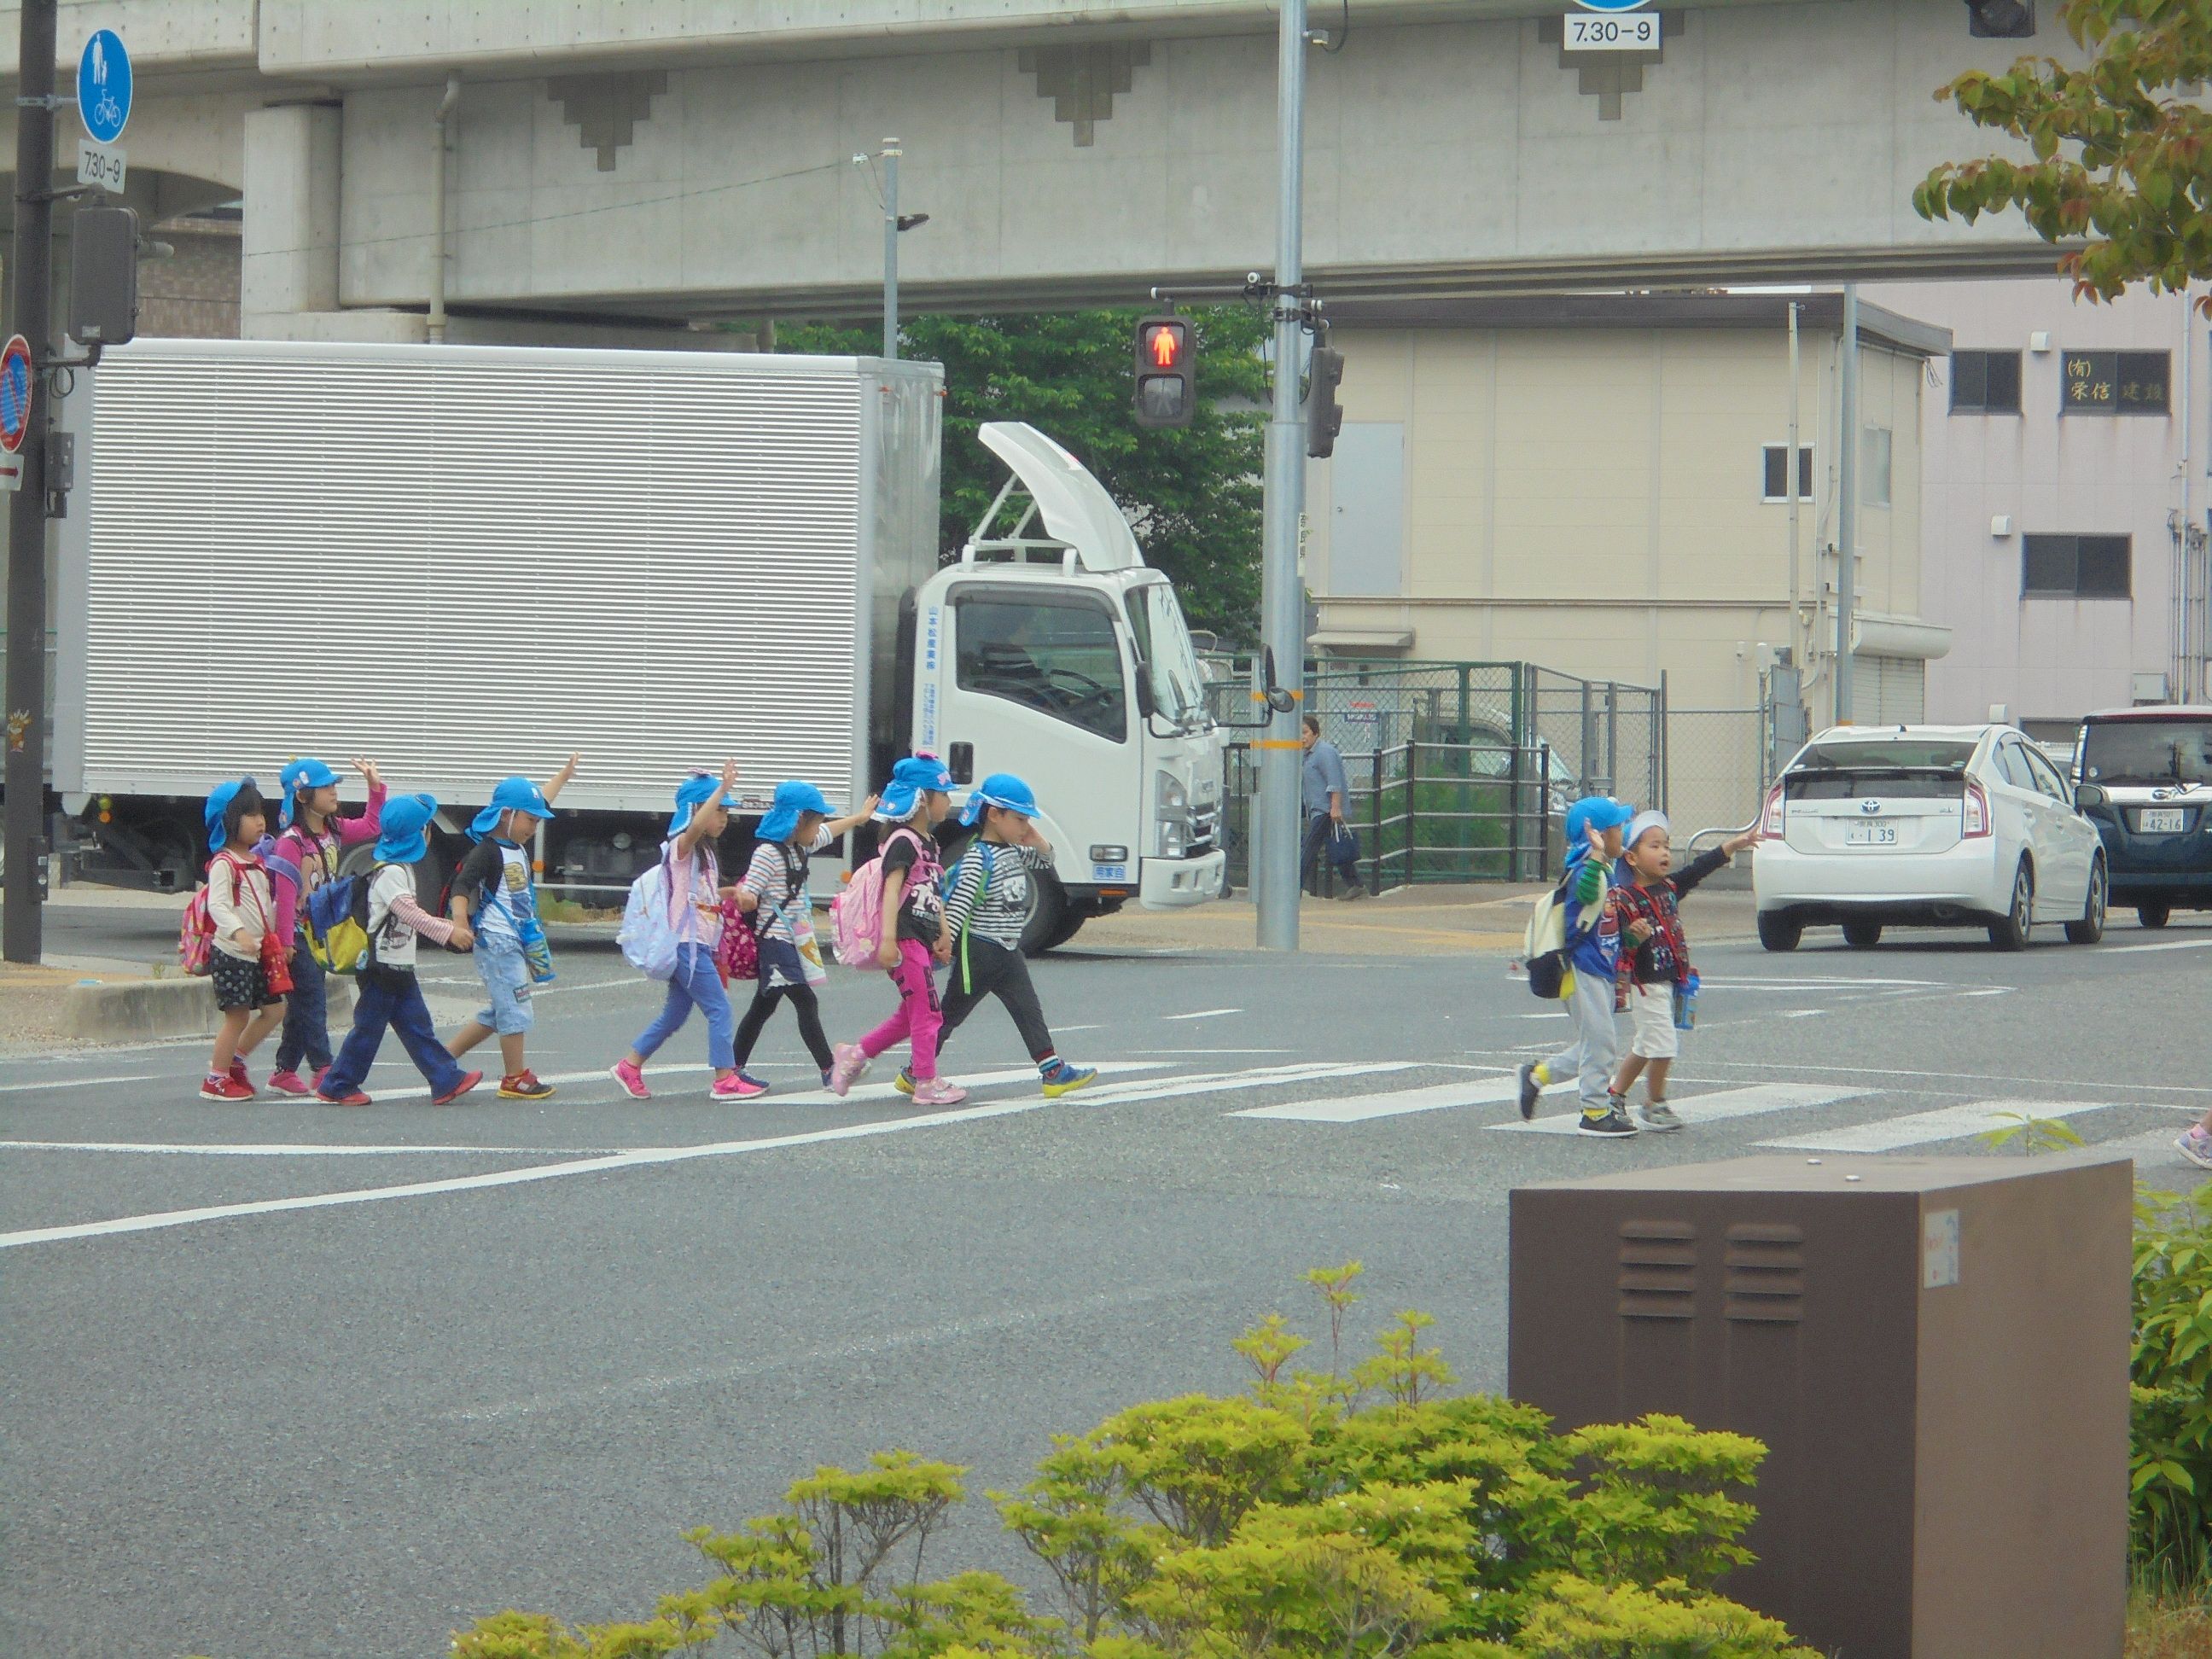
[2072, 706, 2212, 928]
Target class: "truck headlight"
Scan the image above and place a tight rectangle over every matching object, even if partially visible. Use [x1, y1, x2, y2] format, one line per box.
[1155, 770, 1190, 857]
[1155, 771, 1189, 813]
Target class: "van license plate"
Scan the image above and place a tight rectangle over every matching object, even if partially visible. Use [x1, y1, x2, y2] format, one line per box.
[1844, 823, 1898, 847]
[2141, 807, 2187, 834]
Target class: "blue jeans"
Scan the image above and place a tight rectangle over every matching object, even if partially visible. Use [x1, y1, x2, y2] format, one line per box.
[632, 943, 735, 1071]
[273, 940, 332, 1074]
[322, 967, 466, 1098]
[473, 937, 534, 1036]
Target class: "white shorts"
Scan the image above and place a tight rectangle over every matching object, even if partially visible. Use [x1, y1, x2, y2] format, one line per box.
[1628, 982, 1679, 1060]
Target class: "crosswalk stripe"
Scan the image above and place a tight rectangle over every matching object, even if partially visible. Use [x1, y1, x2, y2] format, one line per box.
[1761, 1098, 2114, 1154]
[1097, 1062, 1423, 1109]
[1233, 1075, 1521, 1123]
[1493, 1083, 1860, 1136]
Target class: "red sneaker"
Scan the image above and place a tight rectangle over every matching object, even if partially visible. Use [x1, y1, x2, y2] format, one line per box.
[199, 1074, 253, 1102]
[433, 1069, 483, 1106]
[316, 1086, 372, 1107]
[265, 1069, 310, 1097]
[227, 1057, 256, 1096]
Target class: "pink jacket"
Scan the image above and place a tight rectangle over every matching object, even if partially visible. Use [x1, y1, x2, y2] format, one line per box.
[266, 779, 387, 942]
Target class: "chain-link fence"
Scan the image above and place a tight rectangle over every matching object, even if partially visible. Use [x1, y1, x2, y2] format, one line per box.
[1665, 707, 1773, 843]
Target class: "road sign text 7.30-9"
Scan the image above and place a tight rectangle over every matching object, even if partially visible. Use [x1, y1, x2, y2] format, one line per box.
[1563, 13, 1662, 49]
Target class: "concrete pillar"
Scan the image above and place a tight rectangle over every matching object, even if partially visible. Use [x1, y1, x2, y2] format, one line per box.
[241, 102, 340, 334]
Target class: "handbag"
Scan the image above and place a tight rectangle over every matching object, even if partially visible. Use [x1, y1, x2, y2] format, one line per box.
[242, 861, 293, 994]
[718, 843, 802, 985]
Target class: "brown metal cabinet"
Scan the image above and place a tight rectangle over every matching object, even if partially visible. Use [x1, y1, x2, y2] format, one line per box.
[1508, 1154, 2131, 1659]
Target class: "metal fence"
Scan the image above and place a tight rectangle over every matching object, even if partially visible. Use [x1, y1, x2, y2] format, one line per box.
[1666, 706, 1774, 845]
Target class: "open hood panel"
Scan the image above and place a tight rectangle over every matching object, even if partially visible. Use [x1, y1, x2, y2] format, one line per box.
[977, 421, 1145, 573]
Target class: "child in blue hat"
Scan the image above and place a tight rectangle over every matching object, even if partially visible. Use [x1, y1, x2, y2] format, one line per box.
[316, 793, 484, 1108]
[894, 773, 1097, 1100]
[265, 755, 386, 1097]
[828, 754, 963, 1104]
[1517, 795, 1639, 1137]
[727, 779, 878, 1095]
[200, 777, 286, 1101]
[444, 754, 579, 1101]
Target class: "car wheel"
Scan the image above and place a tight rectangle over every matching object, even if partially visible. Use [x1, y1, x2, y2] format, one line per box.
[1757, 912, 1802, 953]
[1988, 862, 2034, 952]
[1842, 919, 1883, 950]
[2139, 901, 2171, 930]
[2066, 859, 2108, 945]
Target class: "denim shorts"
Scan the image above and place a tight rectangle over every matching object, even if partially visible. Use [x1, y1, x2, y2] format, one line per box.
[474, 940, 534, 1035]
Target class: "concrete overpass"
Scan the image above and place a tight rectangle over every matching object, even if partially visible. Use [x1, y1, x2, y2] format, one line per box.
[0, 1, 2073, 341]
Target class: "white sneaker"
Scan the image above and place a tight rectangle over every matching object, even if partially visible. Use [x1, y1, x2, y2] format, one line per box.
[2179, 1126, 2212, 1171]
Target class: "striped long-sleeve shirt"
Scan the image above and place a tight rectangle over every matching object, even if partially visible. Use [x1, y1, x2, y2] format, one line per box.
[943, 842, 1054, 949]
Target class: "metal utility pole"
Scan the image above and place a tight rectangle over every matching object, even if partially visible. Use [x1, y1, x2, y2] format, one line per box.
[882, 137, 901, 360]
[1834, 283, 1860, 725]
[1254, 0, 1309, 952]
[3, 0, 55, 963]
[1786, 302, 1802, 661]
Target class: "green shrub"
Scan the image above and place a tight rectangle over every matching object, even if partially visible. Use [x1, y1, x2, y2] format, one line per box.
[2133, 1185, 2212, 1592]
[455, 1266, 1814, 1658]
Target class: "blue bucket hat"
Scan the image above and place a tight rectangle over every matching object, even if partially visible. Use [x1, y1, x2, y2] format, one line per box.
[469, 775, 556, 841]
[958, 772, 1039, 829]
[375, 793, 439, 864]
[203, 776, 259, 854]
[668, 771, 742, 836]
[757, 780, 833, 845]
[277, 757, 341, 830]
[1563, 795, 1637, 859]
[873, 754, 954, 823]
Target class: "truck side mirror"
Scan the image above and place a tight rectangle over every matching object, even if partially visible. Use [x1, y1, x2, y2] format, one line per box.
[1133, 662, 1156, 720]
[2075, 783, 2106, 811]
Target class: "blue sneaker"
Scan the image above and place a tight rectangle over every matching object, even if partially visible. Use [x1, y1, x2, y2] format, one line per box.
[736, 1070, 770, 1094]
[1040, 1061, 1097, 1098]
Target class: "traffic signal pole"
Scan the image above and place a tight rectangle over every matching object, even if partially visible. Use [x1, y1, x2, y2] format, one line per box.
[3, 0, 55, 963]
[1254, 0, 1308, 953]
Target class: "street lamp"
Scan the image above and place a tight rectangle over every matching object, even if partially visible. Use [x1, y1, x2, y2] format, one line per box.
[858, 138, 930, 360]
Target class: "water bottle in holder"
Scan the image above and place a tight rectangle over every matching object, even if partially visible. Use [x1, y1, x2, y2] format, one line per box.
[1674, 971, 1699, 1031]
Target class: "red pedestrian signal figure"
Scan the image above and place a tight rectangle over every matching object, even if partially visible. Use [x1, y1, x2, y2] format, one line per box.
[1132, 316, 1193, 428]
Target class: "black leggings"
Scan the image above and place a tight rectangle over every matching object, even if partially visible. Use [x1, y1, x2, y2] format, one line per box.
[732, 981, 833, 1071]
[939, 937, 1055, 1062]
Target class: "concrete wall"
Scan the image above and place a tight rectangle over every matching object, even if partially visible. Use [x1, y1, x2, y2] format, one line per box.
[1866, 277, 2201, 728]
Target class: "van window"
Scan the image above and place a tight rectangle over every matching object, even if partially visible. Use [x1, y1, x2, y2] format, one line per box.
[2081, 718, 2212, 787]
[953, 591, 1127, 743]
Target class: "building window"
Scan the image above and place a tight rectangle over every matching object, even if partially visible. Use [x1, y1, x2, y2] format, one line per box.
[1950, 350, 2022, 414]
[2023, 533, 2132, 599]
[1761, 444, 1813, 503]
[2062, 349, 2170, 414]
[1860, 427, 1892, 508]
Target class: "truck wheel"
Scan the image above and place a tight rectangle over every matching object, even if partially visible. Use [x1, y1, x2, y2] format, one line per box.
[2139, 901, 2171, 930]
[1757, 912, 1802, 953]
[1842, 919, 1883, 950]
[2066, 859, 2107, 945]
[1020, 870, 1068, 958]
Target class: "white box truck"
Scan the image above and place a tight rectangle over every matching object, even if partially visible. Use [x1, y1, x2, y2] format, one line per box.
[50, 339, 1226, 950]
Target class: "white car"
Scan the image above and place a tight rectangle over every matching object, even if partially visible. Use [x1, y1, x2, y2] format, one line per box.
[1752, 724, 2107, 952]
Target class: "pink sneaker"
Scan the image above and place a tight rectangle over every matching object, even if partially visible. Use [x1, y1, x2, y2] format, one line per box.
[711, 1073, 766, 1100]
[611, 1057, 650, 1100]
[827, 1042, 870, 1098]
[910, 1077, 969, 1107]
[265, 1068, 310, 1097]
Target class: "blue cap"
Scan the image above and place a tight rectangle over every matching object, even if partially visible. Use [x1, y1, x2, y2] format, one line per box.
[668, 771, 741, 836]
[757, 779, 833, 845]
[958, 772, 1039, 829]
[375, 793, 439, 864]
[1564, 795, 1638, 850]
[469, 775, 556, 841]
[874, 754, 954, 823]
[277, 757, 341, 829]
[204, 776, 258, 854]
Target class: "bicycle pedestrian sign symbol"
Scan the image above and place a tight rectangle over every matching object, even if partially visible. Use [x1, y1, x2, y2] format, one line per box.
[78, 30, 131, 146]
[1, 336, 36, 456]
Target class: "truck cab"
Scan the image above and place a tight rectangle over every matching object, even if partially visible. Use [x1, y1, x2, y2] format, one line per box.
[912, 422, 1227, 949]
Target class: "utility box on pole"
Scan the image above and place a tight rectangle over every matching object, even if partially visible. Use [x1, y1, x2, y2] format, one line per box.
[1510, 1154, 2130, 1658]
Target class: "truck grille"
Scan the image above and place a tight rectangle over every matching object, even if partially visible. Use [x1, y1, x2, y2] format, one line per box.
[1187, 803, 1219, 856]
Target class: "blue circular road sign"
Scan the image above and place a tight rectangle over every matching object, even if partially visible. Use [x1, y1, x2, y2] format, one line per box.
[79, 29, 131, 145]
[2, 336, 35, 455]
[1571, 1, 1653, 9]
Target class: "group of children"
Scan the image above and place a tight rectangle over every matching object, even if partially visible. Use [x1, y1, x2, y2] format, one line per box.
[1516, 796, 1756, 1138]
[197, 751, 1097, 1109]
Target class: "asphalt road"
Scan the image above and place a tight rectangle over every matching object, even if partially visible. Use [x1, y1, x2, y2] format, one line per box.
[4, 909, 2209, 1657]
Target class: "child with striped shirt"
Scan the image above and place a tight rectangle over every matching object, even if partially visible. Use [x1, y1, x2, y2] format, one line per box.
[896, 773, 1097, 1099]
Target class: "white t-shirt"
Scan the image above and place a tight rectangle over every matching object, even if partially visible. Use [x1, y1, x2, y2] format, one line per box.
[662, 839, 722, 948]
[738, 827, 831, 945]
[368, 864, 423, 969]
[478, 843, 529, 946]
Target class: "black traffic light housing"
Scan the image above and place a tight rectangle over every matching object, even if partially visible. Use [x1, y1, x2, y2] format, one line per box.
[69, 205, 139, 352]
[1306, 344, 1345, 459]
[1132, 315, 1194, 428]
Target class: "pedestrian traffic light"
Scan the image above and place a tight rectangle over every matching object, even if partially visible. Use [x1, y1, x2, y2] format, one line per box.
[69, 205, 138, 351]
[1306, 345, 1345, 459]
[1133, 316, 1194, 428]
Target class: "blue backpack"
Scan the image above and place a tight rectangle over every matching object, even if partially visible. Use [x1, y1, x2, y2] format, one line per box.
[305, 866, 381, 975]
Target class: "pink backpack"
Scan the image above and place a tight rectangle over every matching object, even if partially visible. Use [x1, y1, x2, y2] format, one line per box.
[830, 828, 937, 969]
[178, 851, 252, 977]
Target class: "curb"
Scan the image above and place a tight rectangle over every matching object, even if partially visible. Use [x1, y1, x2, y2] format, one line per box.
[60, 976, 357, 1043]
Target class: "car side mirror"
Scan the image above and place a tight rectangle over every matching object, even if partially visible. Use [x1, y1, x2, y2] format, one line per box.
[1133, 662, 1157, 720]
[2075, 783, 2106, 811]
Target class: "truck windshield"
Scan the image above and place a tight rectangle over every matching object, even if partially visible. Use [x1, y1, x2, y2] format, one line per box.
[2081, 719, 2212, 787]
[1124, 581, 1209, 729]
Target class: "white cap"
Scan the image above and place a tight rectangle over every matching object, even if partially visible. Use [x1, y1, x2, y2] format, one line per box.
[1626, 809, 1671, 850]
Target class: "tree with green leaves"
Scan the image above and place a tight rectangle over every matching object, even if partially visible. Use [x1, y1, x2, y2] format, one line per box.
[1916, 1, 2212, 309]
[777, 310, 1269, 643]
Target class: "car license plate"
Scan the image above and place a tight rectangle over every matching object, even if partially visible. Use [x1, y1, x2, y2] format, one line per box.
[1844, 822, 1898, 847]
[2141, 807, 2187, 834]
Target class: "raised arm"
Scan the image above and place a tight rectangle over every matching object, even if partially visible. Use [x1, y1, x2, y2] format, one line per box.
[542, 752, 582, 806]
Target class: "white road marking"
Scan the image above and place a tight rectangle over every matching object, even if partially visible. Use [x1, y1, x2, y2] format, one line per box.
[1494, 1083, 1861, 1136]
[1781, 1009, 1827, 1019]
[0, 1072, 165, 1094]
[1458, 1052, 2212, 1099]
[1161, 1007, 1242, 1022]
[0, 1140, 612, 1156]
[1233, 1074, 1521, 1123]
[1130, 1047, 1296, 1056]
[2098, 937, 2212, 957]
[1762, 1098, 2119, 1154]
[1080, 1062, 1422, 1106]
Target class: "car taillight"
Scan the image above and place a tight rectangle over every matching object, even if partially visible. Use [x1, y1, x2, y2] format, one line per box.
[1963, 779, 1992, 838]
[1760, 783, 1786, 839]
